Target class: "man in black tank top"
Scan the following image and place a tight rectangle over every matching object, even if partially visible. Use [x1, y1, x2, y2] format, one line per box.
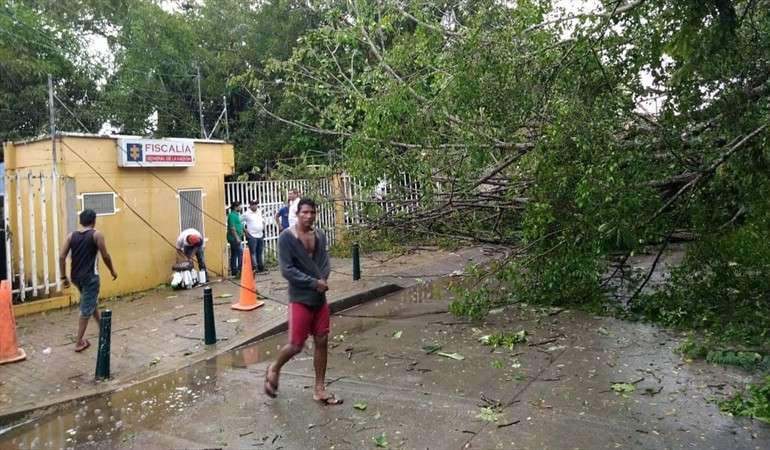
[59, 209, 118, 352]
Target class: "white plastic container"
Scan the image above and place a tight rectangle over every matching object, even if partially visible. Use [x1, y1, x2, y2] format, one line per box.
[182, 271, 193, 289]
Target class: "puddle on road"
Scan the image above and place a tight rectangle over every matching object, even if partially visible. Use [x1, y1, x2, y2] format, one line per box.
[0, 279, 454, 449]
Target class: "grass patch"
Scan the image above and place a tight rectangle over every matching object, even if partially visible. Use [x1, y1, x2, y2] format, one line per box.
[675, 335, 770, 371]
[479, 330, 528, 349]
[328, 227, 408, 258]
[719, 377, 770, 424]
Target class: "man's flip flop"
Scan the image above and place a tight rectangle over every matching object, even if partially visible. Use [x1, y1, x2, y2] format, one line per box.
[314, 394, 343, 406]
[264, 365, 278, 398]
[264, 378, 278, 398]
[74, 339, 90, 353]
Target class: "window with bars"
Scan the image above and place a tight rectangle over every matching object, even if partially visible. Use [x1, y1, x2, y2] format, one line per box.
[81, 192, 117, 216]
[179, 189, 204, 233]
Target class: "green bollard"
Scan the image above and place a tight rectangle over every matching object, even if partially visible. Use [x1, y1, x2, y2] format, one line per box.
[352, 242, 361, 281]
[203, 287, 217, 345]
[95, 309, 112, 380]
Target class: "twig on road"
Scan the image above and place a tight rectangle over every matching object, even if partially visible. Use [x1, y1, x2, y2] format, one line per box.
[497, 420, 520, 428]
[172, 313, 197, 321]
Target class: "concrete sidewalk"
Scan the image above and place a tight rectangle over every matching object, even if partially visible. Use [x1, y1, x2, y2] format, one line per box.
[0, 246, 498, 423]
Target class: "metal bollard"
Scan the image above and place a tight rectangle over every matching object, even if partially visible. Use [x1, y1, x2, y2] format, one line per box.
[352, 242, 361, 281]
[203, 287, 217, 345]
[95, 310, 112, 380]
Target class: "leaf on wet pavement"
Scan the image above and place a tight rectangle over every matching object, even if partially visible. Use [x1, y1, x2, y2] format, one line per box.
[491, 359, 504, 369]
[611, 382, 636, 396]
[437, 351, 465, 360]
[373, 433, 388, 448]
[354, 401, 368, 411]
[422, 344, 442, 354]
[597, 327, 610, 336]
[476, 406, 500, 422]
[391, 330, 403, 339]
[479, 330, 527, 349]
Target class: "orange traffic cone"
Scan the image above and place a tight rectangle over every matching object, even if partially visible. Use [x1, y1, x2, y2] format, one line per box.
[0, 280, 26, 365]
[231, 247, 264, 311]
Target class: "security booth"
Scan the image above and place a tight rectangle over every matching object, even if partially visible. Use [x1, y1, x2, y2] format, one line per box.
[2, 133, 234, 309]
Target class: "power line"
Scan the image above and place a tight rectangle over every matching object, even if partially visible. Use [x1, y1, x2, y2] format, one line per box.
[54, 93, 231, 230]
[55, 99, 389, 307]
[53, 81, 334, 271]
[58, 139, 284, 304]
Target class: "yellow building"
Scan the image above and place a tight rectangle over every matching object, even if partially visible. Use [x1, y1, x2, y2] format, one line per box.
[2, 133, 234, 308]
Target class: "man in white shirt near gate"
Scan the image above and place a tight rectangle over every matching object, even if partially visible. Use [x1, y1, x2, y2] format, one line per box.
[287, 189, 300, 228]
[241, 199, 266, 273]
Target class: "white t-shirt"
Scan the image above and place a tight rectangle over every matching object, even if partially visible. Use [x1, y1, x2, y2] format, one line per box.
[176, 228, 204, 249]
[241, 208, 264, 238]
[288, 197, 300, 228]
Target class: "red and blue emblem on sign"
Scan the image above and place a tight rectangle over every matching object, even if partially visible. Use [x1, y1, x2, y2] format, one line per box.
[127, 143, 143, 162]
[118, 138, 195, 167]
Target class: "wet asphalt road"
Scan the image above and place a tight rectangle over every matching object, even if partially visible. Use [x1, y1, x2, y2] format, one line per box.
[2, 278, 769, 449]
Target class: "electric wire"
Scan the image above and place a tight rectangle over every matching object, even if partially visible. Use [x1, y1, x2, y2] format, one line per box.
[58, 139, 287, 305]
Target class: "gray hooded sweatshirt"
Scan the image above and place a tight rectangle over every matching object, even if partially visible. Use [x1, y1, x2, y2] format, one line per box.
[277, 227, 330, 308]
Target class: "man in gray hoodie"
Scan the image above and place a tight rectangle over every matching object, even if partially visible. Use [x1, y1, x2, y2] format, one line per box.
[264, 198, 342, 405]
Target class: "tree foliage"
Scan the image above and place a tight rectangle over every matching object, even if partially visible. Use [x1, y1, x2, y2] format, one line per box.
[1, 0, 328, 173]
[266, 0, 770, 342]
[0, 0, 102, 141]
[3, 1, 770, 343]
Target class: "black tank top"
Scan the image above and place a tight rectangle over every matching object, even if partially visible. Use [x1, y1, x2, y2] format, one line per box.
[70, 229, 98, 283]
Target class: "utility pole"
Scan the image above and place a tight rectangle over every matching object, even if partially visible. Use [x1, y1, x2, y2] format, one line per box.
[222, 95, 229, 141]
[196, 65, 206, 139]
[47, 74, 56, 162]
[47, 74, 62, 291]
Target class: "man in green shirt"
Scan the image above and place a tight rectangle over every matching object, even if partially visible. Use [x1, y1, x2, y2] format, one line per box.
[227, 201, 244, 277]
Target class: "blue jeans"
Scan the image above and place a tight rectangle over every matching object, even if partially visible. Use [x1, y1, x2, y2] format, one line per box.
[73, 274, 100, 318]
[246, 234, 265, 272]
[229, 239, 242, 276]
[183, 244, 206, 270]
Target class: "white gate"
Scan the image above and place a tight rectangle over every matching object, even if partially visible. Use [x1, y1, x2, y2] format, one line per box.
[224, 173, 421, 264]
[224, 178, 337, 261]
[337, 173, 421, 224]
[4, 168, 63, 301]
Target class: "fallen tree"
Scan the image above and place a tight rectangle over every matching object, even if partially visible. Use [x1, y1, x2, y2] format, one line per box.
[238, 0, 770, 345]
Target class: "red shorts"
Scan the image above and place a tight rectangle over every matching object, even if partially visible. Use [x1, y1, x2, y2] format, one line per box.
[288, 302, 330, 347]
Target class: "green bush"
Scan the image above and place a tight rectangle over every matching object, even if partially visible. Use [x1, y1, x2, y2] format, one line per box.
[328, 227, 407, 258]
[633, 212, 770, 346]
[448, 286, 496, 321]
[719, 377, 770, 424]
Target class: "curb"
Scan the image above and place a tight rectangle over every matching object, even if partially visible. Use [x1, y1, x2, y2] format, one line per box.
[0, 283, 403, 428]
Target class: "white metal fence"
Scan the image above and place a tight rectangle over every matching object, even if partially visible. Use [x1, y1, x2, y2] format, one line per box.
[224, 173, 421, 265]
[1, 171, 421, 301]
[4, 169, 63, 300]
[337, 173, 422, 225]
[224, 178, 338, 262]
